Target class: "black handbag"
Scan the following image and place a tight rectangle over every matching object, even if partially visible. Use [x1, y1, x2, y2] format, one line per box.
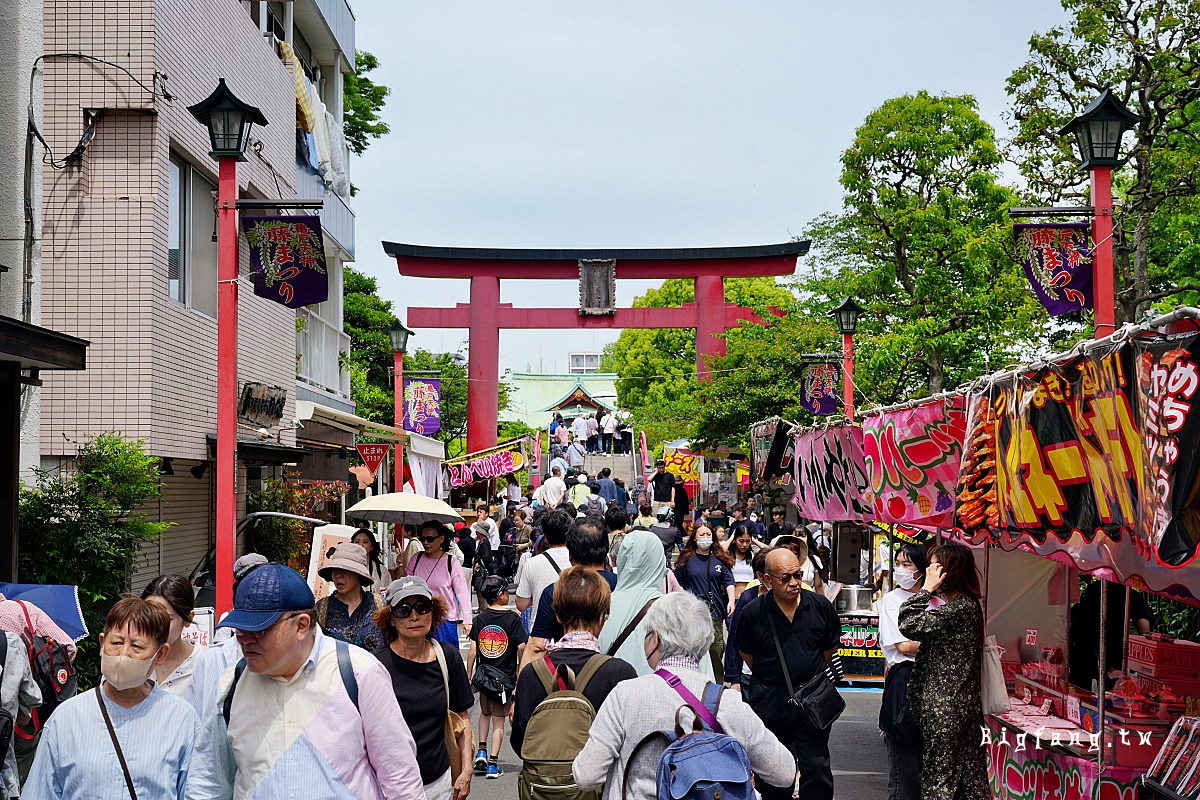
[472, 659, 516, 703]
[878, 660, 920, 745]
[766, 603, 845, 730]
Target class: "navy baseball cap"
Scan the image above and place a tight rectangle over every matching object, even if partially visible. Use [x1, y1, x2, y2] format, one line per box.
[217, 563, 315, 632]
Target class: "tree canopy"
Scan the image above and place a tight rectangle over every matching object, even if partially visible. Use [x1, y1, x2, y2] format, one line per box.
[1007, 0, 1200, 321]
[343, 51, 391, 156]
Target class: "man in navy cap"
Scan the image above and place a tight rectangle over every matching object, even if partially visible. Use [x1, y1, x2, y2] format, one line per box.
[185, 563, 425, 800]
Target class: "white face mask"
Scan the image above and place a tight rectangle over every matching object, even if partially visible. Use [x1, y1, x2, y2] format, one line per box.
[894, 568, 919, 590]
[696, 537, 713, 552]
[101, 652, 158, 691]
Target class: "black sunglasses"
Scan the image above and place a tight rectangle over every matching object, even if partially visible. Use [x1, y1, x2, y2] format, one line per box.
[391, 599, 433, 618]
[419, 535, 442, 543]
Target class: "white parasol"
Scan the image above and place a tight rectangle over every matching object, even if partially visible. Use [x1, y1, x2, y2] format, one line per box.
[345, 492, 463, 525]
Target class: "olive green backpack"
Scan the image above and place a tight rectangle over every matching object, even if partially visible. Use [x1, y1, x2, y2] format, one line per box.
[518, 653, 610, 800]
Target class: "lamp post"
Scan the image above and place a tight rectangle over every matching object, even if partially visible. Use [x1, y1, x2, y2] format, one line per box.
[390, 320, 414, 492]
[1058, 89, 1141, 340]
[188, 79, 268, 619]
[831, 297, 864, 420]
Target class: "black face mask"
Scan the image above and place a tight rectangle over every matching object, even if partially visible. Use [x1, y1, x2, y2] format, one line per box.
[644, 630, 660, 663]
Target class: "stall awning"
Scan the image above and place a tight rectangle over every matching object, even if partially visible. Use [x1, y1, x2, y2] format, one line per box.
[295, 400, 446, 460]
[205, 435, 311, 465]
[0, 316, 88, 370]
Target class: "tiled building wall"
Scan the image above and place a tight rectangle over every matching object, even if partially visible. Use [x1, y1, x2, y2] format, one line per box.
[40, 0, 300, 459]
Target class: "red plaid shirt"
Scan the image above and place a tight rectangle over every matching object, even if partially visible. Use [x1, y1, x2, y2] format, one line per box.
[0, 595, 76, 660]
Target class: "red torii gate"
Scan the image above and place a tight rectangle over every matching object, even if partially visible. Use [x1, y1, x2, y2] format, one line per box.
[385, 242, 810, 453]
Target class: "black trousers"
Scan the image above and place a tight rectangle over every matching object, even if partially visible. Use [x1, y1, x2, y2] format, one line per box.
[886, 734, 922, 800]
[758, 721, 833, 800]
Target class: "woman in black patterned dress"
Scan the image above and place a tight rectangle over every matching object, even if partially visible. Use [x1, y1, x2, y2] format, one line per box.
[898, 542, 989, 800]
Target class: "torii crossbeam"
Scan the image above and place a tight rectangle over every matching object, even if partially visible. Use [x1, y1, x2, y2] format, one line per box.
[385, 241, 810, 452]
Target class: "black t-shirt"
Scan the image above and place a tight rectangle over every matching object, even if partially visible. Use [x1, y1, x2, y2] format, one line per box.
[767, 521, 795, 540]
[457, 534, 476, 566]
[675, 553, 735, 621]
[530, 571, 619, 640]
[510, 649, 638, 756]
[469, 607, 529, 680]
[651, 471, 675, 501]
[499, 517, 515, 542]
[736, 590, 841, 689]
[374, 640, 474, 785]
[650, 523, 681, 552]
[1069, 582, 1155, 686]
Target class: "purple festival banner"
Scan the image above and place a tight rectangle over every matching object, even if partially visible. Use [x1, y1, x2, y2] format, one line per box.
[403, 378, 441, 436]
[1014, 222, 1093, 317]
[802, 362, 841, 416]
[242, 215, 329, 309]
[791, 425, 871, 522]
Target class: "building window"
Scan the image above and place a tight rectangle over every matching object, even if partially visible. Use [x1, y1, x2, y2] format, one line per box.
[167, 153, 218, 318]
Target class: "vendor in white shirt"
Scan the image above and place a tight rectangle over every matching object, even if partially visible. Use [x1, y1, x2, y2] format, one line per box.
[877, 542, 939, 800]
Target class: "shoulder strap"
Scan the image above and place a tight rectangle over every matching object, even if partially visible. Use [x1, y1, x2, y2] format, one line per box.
[336, 640, 359, 710]
[431, 640, 452, 706]
[16, 601, 36, 655]
[0, 630, 7, 669]
[544, 552, 563, 575]
[448, 554, 454, 574]
[412, 552, 423, 573]
[97, 688, 138, 800]
[764, 603, 796, 698]
[573, 653, 611, 695]
[222, 659, 248, 726]
[531, 654, 565, 695]
[654, 670, 723, 734]
[607, 599, 655, 656]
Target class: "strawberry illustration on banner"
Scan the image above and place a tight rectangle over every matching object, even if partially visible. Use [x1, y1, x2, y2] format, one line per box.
[863, 397, 968, 526]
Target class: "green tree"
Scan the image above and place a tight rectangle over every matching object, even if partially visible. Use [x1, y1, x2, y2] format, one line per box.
[1007, 0, 1200, 322]
[342, 266, 400, 425]
[343, 51, 391, 156]
[798, 92, 1046, 402]
[599, 277, 796, 408]
[19, 432, 173, 686]
[692, 311, 838, 448]
[342, 266, 507, 451]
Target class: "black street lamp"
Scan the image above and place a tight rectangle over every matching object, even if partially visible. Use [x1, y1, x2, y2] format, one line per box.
[830, 297, 864, 419]
[1058, 89, 1140, 339]
[831, 297, 865, 336]
[389, 320, 415, 355]
[187, 78, 269, 161]
[1058, 88, 1140, 170]
[187, 78, 268, 619]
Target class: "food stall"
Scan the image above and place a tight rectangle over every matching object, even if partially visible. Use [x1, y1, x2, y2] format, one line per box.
[662, 439, 749, 517]
[949, 309, 1200, 799]
[442, 435, 531, 506]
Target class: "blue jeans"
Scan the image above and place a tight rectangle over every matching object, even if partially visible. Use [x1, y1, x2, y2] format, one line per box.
[601, 433, 613, 453]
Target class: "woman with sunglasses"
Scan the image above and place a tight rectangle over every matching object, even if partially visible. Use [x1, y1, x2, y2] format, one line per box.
[373, 576, 475, 800]
[404, 521, 473, 645]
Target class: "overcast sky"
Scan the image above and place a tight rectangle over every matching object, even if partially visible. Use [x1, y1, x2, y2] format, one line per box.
[349, 1, 1070, 373]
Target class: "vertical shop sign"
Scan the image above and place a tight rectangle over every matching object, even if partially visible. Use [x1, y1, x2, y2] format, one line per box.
[802, 362, 841, 416]
[791, 425, 872, 522]
[1014, 222, 1093, 316]
[403, 378, 442, 436]
[242, 216, 328, 308]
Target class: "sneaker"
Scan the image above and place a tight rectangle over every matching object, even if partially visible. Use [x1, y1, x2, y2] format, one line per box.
[473, 749, 488, 772]
[486, 763, 503, 779]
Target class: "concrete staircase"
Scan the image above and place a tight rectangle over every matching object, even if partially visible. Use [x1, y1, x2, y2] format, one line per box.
[581, 451, 638, 485]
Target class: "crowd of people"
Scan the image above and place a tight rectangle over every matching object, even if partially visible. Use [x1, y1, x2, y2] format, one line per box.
[0, 434, 992, 800]
[548, 408, 632, 457]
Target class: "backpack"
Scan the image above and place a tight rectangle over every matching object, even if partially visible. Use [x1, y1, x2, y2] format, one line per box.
[625, 670, 754, 800]
[585, 495, 604, 516]
[0, 635, 14, 756]
[517, 653, 610, 800]
[223, 639, 358, 725]
[14, 600, 76, 738]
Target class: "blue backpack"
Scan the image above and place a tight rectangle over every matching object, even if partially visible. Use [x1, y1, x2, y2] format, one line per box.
[625, 670, 755, 800]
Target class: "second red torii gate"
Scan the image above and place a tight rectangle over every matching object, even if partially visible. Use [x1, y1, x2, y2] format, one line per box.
[384, 241, 810, 452]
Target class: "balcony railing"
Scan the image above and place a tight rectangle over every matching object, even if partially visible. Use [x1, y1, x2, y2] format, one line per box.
[297, 309, 351, 400]
[295, 156, 355, 260]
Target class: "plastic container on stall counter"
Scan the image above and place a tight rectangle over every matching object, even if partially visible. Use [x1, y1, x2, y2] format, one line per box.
[1128, 635, 1200, 683]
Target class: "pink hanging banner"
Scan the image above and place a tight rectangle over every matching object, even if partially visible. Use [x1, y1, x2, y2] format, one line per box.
[791, 425, 871, 522]
[863, 396, 968, 526]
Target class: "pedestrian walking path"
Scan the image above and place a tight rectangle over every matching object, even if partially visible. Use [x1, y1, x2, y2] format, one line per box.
[581, 451, 637, 485]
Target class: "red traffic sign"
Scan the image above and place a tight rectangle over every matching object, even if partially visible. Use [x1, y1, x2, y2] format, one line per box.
[356, 444, 391, 479]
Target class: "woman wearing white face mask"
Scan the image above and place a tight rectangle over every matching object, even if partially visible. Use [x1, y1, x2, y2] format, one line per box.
[673, 524, 736, 678]
[25, 597, 201, 800]
[878, 543, 938, 800]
